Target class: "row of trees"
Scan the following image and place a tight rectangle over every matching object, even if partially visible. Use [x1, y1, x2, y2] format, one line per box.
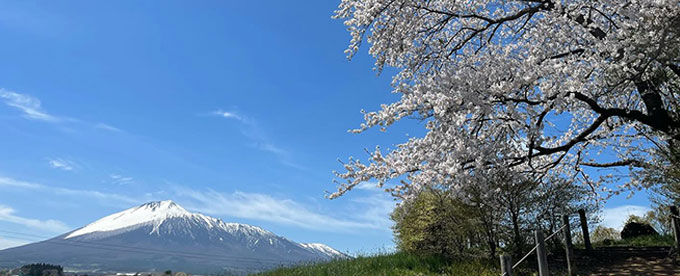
[390, 174, 597, 259]
[636, 142, 680, 234]
[389, 141, 680, 259]
[20, 264, 63, 276]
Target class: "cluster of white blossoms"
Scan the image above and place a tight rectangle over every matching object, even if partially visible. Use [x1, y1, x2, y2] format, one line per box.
[330, 0, 680, 199]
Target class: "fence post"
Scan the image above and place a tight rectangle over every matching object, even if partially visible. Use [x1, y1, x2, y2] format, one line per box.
[671, 206, 680, 250]
[562, 214, 575, 276]
[500, 254, 512, 276]
[535, 230, 549, 276]
[578, 209, 592, 253]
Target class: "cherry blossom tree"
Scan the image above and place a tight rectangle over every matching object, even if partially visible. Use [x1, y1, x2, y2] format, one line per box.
[330, 0, 680, 199]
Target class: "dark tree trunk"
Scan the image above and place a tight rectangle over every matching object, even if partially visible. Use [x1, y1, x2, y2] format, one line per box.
[510, 203, 523, 258]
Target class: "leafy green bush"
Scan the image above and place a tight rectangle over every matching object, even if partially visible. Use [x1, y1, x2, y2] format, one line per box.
[594, 234, 675, 247]
[590, 226, 619, 244]
[391, 190, 481, 258]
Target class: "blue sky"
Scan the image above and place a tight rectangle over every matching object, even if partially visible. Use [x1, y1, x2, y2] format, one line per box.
[0, 0, 654, 253]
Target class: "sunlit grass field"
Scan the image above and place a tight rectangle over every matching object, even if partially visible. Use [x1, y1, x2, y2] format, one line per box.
[251, 252, 499, 276]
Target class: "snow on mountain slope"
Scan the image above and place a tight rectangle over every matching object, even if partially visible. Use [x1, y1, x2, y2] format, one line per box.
[66, 200, 192, 238]
[62, 200, 342, 259]
[300, 243, 347, 258]
[0, 200, 347, 274]
[66, 200, 275, 239]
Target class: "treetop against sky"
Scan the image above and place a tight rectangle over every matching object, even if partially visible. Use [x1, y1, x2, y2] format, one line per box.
[331, 0, 679, 201]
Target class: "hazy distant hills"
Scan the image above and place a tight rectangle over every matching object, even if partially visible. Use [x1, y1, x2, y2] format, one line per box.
[0, 200, 347, 274]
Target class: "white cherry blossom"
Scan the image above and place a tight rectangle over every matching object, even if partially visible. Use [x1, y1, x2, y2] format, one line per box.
[330, 0, 680, 199]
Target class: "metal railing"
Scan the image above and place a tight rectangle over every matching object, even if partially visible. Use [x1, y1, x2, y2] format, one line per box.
[501, 205, 680, 276]
[500, 224, 567, 276]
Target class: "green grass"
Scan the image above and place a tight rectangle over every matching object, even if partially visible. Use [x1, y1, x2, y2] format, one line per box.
[251, 252, 499, 276]
[591, 234, 675, 247]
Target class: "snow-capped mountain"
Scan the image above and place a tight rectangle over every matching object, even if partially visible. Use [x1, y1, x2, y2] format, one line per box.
[0, 200, 347, 274]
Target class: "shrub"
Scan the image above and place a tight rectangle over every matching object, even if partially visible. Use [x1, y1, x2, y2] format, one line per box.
[591, 226, 619, 243]
[620, 222, 658, 240]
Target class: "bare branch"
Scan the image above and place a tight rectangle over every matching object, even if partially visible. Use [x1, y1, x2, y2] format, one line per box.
[581, 159, 647, 168]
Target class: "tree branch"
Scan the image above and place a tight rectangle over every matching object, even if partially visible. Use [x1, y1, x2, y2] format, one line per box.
[534, 115, 607, 155]
[572, 91, 676, 134]
[581, 159, 646, 168]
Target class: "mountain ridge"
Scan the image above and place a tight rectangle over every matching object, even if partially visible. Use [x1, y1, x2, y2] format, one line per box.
[0, 200, 347, 274]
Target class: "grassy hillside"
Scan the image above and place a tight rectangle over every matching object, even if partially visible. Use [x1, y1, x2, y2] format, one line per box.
[592, 234, 676, 247]
[252, 252, 499, 276]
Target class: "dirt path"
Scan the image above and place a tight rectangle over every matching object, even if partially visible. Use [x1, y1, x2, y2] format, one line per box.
[588, 256, 680, 276]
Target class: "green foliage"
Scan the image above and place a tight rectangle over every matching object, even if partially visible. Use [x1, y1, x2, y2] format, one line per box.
[625, 214, 653, 225]
[619, 211, 669, 236]
[20, 264, 63, 276]
[641, 210, 671, 234]
[620, 213, 660, 240]
[390, 176, 596, 260]
[591, 234, 675, 247]
[577, 214, 672, 248]
[636, 142, 680, 234]
[590, 226, 619, 244]
[251, 252, 499, 276]
[391, 189, 481, 258]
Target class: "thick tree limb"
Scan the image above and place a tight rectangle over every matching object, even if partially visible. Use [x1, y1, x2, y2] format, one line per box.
[572, 91, 677, 134]
[581, 159, 647, 168]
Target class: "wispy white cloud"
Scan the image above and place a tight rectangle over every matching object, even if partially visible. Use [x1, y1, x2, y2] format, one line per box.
[0, 90, 125, 134]
[211, 110, 244, 121]
[601, 205, 651, 230]
[0, 236, 34, 250]
[0, 176, 139, 205]
[95, 123, 123, 132]
[0, 89, 57, 121]
[176, 187, 391, 232]
[48, 158, 75, 171]
[346, 181, 396, 230]
[109, 174, 134, 185]
[210, 109, 307, 170]
[0, 205, 70, 233]
[0, 176, 42, 189]
[349, 195, 396, 230]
